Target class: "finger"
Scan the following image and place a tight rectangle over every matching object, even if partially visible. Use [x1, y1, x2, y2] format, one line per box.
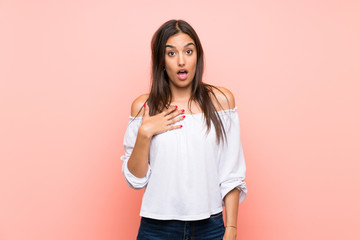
[168, 124, 183, 131]
[167, 110, 185, 121]
[143, 102, 149, 117]
[167, 115, 185, 126]
[167, 109, 185, 120]
[162, 105, 178, 116]
[176, 114, 186, 122]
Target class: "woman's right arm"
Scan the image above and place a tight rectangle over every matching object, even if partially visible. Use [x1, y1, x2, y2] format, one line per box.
[127, 94, 184, 178]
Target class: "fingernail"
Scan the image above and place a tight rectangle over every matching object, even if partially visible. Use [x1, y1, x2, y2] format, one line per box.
[183, 115, 186, 118]
[181, 109, 185, 113]
[175, 105, 178, 109]
[144, 103, 146, 107]
[180, 125, 183, 128]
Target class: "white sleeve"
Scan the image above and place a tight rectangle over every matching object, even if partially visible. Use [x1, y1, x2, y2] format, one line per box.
[218, 108, 247, 205]
[120, 117, 151, 189]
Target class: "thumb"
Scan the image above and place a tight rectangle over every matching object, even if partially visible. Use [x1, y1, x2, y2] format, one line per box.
[143, 102, 149, 117]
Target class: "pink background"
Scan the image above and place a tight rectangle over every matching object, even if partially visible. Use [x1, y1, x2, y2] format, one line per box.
[1, 0, 359, 239]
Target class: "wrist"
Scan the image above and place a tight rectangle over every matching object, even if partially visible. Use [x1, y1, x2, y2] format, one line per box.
[225, 225, 237, 229]
[138, 126, 153, 139]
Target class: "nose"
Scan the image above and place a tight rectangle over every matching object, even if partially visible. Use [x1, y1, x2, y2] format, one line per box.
[178, 53, 185, 67]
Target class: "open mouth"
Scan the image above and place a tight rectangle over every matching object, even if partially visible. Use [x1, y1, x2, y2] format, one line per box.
[177, 70, 188, 80]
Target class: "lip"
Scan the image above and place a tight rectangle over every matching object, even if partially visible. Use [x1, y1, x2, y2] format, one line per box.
[177, 68, 189, 80]
[177, 68, 188, 73]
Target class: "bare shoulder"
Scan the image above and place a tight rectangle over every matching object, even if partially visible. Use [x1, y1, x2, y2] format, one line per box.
[211, 86, 236, 111]
[130, 94, 149, 117]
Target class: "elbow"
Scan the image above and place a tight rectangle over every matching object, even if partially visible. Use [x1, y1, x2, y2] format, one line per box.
[125, 177, 149, 190]
[122, 159, 151, 190]
[220, 178, 247, 205]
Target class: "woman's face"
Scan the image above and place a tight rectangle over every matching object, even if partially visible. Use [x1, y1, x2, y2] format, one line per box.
[164, 32, 197, 89]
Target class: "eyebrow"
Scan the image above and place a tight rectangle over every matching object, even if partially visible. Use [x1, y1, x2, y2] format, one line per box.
[165, 42, 195, 48]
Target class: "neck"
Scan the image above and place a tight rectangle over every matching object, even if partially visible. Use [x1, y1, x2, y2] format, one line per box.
[169, 83, 202, 114]
[169, 84, 192, 102]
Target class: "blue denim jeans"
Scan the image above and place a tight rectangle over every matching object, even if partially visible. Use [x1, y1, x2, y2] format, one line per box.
[136, 211, 225, 240]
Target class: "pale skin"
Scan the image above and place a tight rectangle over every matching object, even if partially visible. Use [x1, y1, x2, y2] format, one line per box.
[127, 32, 239, 239]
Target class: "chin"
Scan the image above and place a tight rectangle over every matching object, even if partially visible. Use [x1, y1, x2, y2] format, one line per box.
[171, 80, 193, 89]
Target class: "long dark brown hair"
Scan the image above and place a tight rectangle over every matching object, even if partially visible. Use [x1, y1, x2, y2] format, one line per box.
[140, 19, 229, 144]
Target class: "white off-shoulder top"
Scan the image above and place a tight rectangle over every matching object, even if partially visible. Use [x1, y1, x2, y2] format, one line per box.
[120, 107, 247, 221]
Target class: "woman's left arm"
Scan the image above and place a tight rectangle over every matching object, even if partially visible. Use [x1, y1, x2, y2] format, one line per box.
[213, 87, 247, 240]
[223, 188, 240, 240]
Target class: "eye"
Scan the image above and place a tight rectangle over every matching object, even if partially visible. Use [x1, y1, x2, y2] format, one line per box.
[186, 49, 193, 54]
[168, 51, 175, 56]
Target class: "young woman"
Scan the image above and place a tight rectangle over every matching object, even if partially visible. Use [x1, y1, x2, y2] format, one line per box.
[121, 19, 247, 240]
